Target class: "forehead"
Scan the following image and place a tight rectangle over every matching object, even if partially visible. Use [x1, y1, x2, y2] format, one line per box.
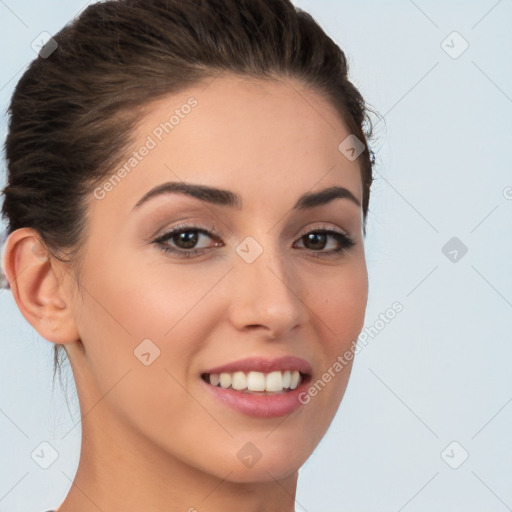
[90, 74, 363, 218]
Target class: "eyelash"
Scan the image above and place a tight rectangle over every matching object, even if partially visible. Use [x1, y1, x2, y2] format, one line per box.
[152, 223, 356, 259]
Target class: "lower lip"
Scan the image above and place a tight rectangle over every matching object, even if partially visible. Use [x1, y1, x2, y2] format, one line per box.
[201, 377, 310, 418]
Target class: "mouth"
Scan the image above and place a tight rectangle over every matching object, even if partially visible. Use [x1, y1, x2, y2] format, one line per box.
[199, 356, 313, 418]
[201, 369, 309, 394]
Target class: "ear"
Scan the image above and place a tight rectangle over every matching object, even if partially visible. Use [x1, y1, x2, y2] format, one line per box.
[2, 227, 80, 345]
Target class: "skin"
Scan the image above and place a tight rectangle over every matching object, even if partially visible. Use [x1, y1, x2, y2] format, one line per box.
[4, 74, 368, 512]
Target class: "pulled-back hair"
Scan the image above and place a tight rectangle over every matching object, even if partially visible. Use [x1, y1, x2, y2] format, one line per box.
[1, 0, 380, 385]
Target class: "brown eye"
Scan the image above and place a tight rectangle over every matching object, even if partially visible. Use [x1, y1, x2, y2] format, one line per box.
[170, 230, 201, 250]
[302, 232, 328, 251]
[295, 229, 355, 256]
[153, 224, 222, 258]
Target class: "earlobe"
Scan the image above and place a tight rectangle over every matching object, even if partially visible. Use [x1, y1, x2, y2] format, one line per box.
[2, 227, 80, 345]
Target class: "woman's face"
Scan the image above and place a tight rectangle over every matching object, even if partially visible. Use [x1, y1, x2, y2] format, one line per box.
[65, 74, 368, 482]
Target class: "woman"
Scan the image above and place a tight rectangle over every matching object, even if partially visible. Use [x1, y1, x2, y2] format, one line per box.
[0, 0, 379, 510]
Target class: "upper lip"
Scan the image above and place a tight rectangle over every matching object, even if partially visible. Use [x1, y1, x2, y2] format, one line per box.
[202, 356, 312, 376]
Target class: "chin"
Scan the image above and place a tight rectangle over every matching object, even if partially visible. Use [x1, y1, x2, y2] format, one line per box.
[217, 456, 304, 484]
[204, 432, 317, 483]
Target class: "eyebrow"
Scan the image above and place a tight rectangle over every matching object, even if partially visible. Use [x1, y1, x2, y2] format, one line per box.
[132, 182, 361, 211]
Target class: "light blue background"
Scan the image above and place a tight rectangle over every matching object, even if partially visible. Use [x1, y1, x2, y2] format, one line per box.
[1, 1, 511, 511]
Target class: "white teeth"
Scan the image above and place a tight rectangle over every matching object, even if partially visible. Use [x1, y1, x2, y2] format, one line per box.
[231, 371, 247, 390]
[219, 373, 232, 389]
[282, 370, 291, 388]
[265, 371, 283, 392]
[290, 370, 300, 390]
[207, 369, 304, 392]
[247, 371, 266, 391]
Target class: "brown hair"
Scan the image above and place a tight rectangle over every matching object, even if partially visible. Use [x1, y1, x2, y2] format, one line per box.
[1, 0, 380, 388]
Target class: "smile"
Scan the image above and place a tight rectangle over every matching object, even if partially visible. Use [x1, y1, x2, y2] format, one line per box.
[201, 370, 304, 393]
[200, 356, 312, 417]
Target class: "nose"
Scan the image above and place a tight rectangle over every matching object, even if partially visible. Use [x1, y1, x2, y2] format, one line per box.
[227, 241, 305, 339]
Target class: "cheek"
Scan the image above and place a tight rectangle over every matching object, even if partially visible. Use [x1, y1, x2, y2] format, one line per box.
[77, 249, 224, 342]
[300, 259, 367, 412]
[307, 258, 368, 350]
[72, 254, 236, 408]
[71, 264, 221, 449]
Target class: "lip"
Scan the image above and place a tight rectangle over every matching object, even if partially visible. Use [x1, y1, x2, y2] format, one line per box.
[202, 356, 313, 375]
[200, 356, 313, 418]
